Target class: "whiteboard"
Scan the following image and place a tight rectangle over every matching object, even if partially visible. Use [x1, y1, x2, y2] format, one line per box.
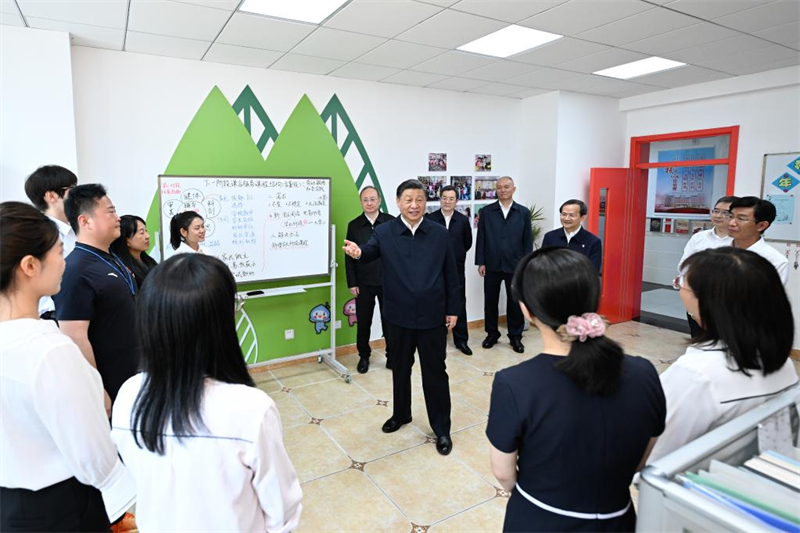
[158, 176, 331, 282]
[760, 153, 800, 243]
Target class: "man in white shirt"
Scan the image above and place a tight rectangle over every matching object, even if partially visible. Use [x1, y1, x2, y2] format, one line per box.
[728, 196, 789, 286]
[675, 195, 738, 336]
[24, 165, 79, 319]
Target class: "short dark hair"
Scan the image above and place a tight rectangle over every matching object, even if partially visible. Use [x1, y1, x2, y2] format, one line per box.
[560, 199, 587, 217]
[359, 186, 379, 198]
[683, 247, 793, 376]
[0, 202, 60, 293]
[715, 195, 738, 206]
[169, 211, 203, 250]
[24, 165, 78, 211]
[511, 247, 624, 396]
[729, 196, 776, 232]
[440, 185, 457, 197]
[131, 254, 254, 454]
[396, 179, 424, 198]
[64, 183, 107, 234]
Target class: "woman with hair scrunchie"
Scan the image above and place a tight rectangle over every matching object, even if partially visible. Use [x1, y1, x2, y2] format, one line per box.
[486, 247, 666, 532]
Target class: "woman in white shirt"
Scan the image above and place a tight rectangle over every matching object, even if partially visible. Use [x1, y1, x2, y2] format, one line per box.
[111, 253, 302, 532]
[650, 246, 798, 463]
[169, 210, 207, 254]
[0, 201, 131, 531]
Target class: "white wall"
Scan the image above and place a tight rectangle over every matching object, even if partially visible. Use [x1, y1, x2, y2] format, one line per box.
[0, 26, 77, 200]
[643, 231, 691, 286]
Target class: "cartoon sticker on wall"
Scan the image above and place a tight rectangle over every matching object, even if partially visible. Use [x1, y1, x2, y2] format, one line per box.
[309, 302, 331, 334]
[343, 298, 357, 326]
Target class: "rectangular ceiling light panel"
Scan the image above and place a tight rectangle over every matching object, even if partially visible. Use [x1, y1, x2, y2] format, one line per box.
[594, 56, 686, 79]
[458, 25, 562, 58]
[239, 0, 349, 24]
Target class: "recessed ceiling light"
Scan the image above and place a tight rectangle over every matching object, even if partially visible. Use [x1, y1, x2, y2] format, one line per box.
[594, 57, 686, 79]
[457, 25, 562, 58]
[238, 0, 350, 24]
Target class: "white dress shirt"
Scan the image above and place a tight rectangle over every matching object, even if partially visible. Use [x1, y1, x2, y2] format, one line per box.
[38, 216, 77, 315]
[365, 212, 378, 226]
[0, 319, 132, 499]
[564, 228, 580, 244]
[677, 228, 732, 274]
[443, 212, 453, 230]
[747, 237, 790, 286]
[400, 216, 422, 236]
[649, 343, 798, 463]
[112, 374, 303, 533]
[174, 241, 208, 255]
[500, 201, 512, 219]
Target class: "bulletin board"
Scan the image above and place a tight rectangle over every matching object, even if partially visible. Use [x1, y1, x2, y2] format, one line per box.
[760, 153, 800, 243]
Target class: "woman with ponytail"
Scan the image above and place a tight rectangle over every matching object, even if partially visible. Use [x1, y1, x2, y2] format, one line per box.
[169, 211, 206, 254]
[487, 247, 666, 532]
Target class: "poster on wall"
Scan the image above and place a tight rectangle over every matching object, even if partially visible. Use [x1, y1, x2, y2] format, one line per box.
[474, 176, 498, 200]
[767, 194, 795, 224]
[428, 153, 447, 171]
[425, 204, 440, 214]
[649, 218, 662, 233]
[475, 154, 492, 172]
[654, 147, 715, 217]
[761, 152, 800, 242]
[450, 176, 473, 200]
[418, 176, 446, 201]
[474, 202, 491, 228]
[456, 204, 472, 222]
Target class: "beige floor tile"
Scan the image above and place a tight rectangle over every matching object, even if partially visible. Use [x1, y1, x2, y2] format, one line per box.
[252, 370, 282, 393]
[410, 394, 487, 437]
[268, 391, 311, 428]
[323, 405, 427, 462]
[283, 424, 351, 483]
[270, 363, 340, 389]
[450, 423, 495, 485]
[450, 376, 494, 415]
[430, 496, 508, 532]
[297, 469, 410, 533]
[459, 346, 531, 373]
[608, 322, 688, 362]
[291, 378, 376, 419]
[350, 366, 394, 401]
[441, 357, 486, 384]
[366, 444, 496, 525]
[654, 362, 671, 374]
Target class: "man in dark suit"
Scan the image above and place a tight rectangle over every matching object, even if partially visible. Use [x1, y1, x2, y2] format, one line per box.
[475, 176, 532, 353]
[343, 179, 460, 456]
[426, 185, 473, 355]
[345, 186, 395, 374]
[541, 199, 602, 272]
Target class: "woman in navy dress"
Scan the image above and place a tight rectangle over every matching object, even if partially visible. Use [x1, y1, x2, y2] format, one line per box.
[487, 248, 666, 532]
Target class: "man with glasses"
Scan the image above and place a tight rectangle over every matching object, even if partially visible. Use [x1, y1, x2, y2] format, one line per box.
[674, 196, 738, 336]
[345, 186, 395, 374]
[542, 199, 602, 272]
[23, 165, 79, 320]
[728, 196, 789, 286]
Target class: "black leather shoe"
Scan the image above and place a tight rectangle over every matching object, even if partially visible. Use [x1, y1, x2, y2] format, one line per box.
[455, 342, 473, 356]
[357, 356, 369, 374]
[436, 435, 453, 455]
[382, 417, 412, 433]
[482, 335, 500, 349]
[510, 339, 525, 353]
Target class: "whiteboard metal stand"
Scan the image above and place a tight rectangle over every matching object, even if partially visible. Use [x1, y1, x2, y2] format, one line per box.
[238, 225, 351, 384]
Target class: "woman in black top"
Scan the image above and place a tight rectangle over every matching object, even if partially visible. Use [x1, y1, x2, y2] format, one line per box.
[110, 215, 158, 290]
[487, 248, 666, 532]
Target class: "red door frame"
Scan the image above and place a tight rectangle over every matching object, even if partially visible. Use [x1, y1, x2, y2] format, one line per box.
[593, 126, 739, 322]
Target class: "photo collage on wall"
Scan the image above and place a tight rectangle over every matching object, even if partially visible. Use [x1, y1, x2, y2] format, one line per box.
[422, 153, 493, 228]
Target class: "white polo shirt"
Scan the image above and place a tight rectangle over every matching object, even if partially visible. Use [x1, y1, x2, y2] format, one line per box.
[747, 237, 789, 286]
[38, 216, 77, 315]
[677, 228, 732, 273]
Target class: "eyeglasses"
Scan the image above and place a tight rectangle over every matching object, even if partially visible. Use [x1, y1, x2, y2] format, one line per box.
[672, 274, 693, 292]
[710, 209, 733, 219]
[235, 293, 245, 313]
[560, 213, 580, 219]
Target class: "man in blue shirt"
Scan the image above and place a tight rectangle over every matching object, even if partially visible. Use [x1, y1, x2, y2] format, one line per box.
[343, 179, 460, 456]
[541, 199, 602, 272]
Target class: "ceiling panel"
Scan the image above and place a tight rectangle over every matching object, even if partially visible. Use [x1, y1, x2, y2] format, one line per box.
[708, 43, 799, 72]
[203, 42, 283, 68]
[622, 22, 738, 55]
[171, 0, 241, 9]
[357, 39, 446, 68]
[558, 46, 648, 73]
[511, 37, 609, 66]
[507, 87, 551, 98]
[216, 13, 315, 51]
[449, 0, 569, 23]
[518, 0, 653, 36]
[324, 0, 442, 38]
[630, 64, 732, 87]
[1, 1, 18, 14]
[724, 54, 800, 75]
[379, 70, 449, 86]
[394, 8, 506, 48]
[17, 0, 128, 29]
[0, 10, 23, 26]
[661, 0, 777, 20]
[576, 6, 699, 46]
[27, 17, 124, 49]
[428, 76, 492, 91]
[753, 21, 800, 50]
[713, 0, 800, 32]
[270, 53, 346, 75]
[410, 50, 496, 75]
[416, 0, 460, 6]
[611, 84, 663, 98]
[468, 82, 529, 96]
[329, 62, 401, 81]
[664, 34, 775, 64]
[128, 0, 231, 41]
[125, 31, 210, 60]
[506, 66, 583, 88]
[291, 27, 386, 61]
[460, 59, 540, 81]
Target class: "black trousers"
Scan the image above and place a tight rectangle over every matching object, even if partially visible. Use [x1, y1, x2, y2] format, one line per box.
[484, 270, 524, 340]
[386, 322, 451, 437]
[687, 313, 703, 339]
[0, 477, 110, 532]
[356, 284, 388, 358]
[452, 270, 468, 344]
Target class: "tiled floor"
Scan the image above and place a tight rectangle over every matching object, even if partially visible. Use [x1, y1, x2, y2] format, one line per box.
[640, 288, 686, 320]
[251, 321, 695, 533]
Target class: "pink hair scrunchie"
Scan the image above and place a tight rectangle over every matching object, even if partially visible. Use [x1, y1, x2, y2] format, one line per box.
[563, 313, 606, 342]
